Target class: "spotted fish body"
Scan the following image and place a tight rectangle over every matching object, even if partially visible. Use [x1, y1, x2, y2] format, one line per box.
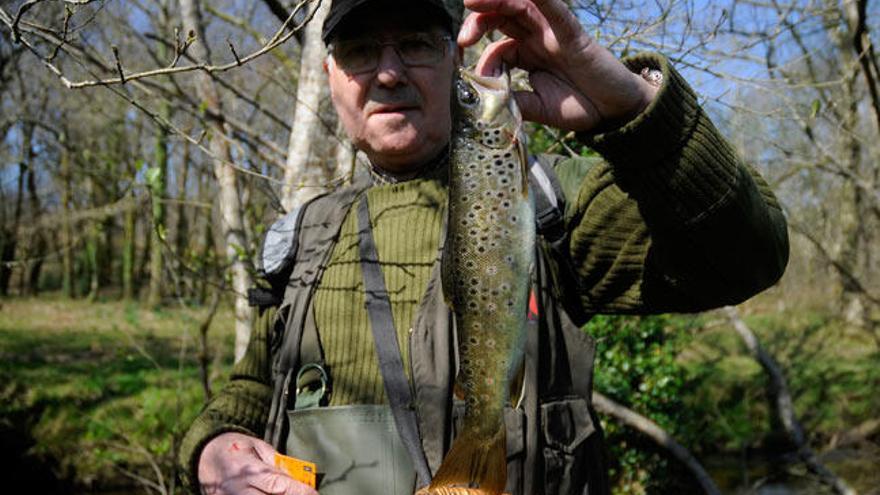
[427, 68, 534, 495]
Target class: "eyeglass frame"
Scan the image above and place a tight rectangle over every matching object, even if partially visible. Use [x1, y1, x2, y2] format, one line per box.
[327, 33, 456, 75]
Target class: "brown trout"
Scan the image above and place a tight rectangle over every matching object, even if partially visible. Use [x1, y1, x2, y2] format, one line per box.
[428, 68, 535, 495]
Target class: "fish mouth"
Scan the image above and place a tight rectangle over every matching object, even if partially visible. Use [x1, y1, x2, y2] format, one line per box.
[457, 67, 510, 92]
[456, 67, 514, 126]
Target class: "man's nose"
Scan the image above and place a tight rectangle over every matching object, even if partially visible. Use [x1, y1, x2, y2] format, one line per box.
[375, 45, 407, 86]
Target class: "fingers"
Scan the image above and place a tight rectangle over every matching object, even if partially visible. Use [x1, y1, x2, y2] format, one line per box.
[514, 71, 600, 131]
[458, 2, 543, 47]
[458, 12, 535, 48]
[527, 0, 583, 41]
[248, 471, 318, 495]
[513, 89, 545, 124]
[475, 37, 519, 76]
[250, 438, 280, 464]
[461, 0, 582, 44]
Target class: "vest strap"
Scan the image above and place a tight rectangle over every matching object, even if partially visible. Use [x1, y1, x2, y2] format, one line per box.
[357, 197, 433, 488]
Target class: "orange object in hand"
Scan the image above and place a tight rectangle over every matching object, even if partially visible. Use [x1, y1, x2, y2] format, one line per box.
[274, 452, 317, 489]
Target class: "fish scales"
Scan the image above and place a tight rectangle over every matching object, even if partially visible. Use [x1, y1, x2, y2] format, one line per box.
[426, 68, 535, 495]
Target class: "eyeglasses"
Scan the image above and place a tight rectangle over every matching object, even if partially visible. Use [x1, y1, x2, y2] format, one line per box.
[329, 33, 454, 74]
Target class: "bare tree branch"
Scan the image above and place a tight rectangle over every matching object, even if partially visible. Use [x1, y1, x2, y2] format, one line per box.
[591, 391, 722, 495]
[2, 0, 315, 89]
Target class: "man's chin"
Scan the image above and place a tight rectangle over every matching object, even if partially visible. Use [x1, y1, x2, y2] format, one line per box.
[365, 139, 438, 170]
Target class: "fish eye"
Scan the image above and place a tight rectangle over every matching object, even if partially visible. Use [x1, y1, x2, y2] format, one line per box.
[455, 80, 479, 106]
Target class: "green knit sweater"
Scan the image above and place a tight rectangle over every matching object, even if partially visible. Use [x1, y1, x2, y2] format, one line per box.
[177, 52, 789, 491]
[315, 176, 446, 405]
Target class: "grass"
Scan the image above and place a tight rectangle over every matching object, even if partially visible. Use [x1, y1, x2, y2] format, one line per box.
[0, 295, 235, 493]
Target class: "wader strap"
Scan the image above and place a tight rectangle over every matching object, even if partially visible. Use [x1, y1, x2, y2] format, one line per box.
[528, 156, 566, 250]
[357, 197, 433, 488]
[265, 181, 369, 448]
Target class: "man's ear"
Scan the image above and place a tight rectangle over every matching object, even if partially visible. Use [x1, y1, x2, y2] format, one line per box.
[323, 56, 330, 73]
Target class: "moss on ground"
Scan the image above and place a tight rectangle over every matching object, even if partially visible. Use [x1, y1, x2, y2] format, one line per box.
[0, 296, 235, 493]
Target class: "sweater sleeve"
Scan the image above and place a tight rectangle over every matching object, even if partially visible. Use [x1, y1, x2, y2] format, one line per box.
[176, 306, 277, 493]
[564, 52, 789, 314]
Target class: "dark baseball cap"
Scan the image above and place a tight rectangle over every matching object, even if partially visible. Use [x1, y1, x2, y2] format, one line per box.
[321, 0, 464, 43]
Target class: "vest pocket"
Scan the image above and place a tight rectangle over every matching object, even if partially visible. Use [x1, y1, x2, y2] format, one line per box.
[540, 396, 596, 495]
[504, 406, 526, 495]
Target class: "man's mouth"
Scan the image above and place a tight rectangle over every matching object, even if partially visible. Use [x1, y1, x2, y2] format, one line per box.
[370, 104, 419, 115]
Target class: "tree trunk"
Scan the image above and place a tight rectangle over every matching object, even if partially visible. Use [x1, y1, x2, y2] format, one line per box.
[0, 228, 13, 296]
[122, 181, 136, 300]
[85, 175, 100, 302]
[2, 123, 26, 296]
[828, 0, 872, 329]
[176, 136, 191, 288]
[281, 0, 334, 211]
[21, 121, 45, 295]
[25, 159, 46, 294]
[60, 134, 75, 298]
[180, 0, 254, 362]
[148, 104, 169, 308]
[196, 167, 214, 304]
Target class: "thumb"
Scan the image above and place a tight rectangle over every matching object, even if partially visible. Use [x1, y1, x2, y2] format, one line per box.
[249, 470, 319, 495]
[513, 89, 545, 125]
[475, 37, 519, 77]
[250, 439, 280, 465]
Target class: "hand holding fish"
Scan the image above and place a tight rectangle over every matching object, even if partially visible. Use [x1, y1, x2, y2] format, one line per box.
[457, 0, 658, 133]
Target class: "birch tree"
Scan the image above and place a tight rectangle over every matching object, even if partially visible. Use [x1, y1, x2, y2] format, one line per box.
[179, 0, 255, 361]
[282, 0, 335, 211]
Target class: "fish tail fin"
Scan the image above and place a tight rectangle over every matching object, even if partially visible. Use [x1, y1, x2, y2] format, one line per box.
[428, 424, 507, 495]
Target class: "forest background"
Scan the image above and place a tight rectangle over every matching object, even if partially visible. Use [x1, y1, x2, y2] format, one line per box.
[1, 0, 879, 494]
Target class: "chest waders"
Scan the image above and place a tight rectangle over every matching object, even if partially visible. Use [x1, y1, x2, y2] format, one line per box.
[257, 156, 611, 495]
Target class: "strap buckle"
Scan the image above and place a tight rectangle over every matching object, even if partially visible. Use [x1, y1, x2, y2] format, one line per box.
[294, 362, 331, 410]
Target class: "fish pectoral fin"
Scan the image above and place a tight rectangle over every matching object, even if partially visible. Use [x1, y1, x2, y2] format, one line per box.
[429, 426, 507, 495]
[453, 377, 466, 400]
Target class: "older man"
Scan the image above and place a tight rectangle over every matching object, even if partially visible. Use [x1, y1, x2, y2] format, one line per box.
[179, 0, 789, 494]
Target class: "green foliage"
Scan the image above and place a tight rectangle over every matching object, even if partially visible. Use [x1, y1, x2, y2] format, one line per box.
[0, 298, 235, 492]
[681, 310, 880, 453]
[586, 314, 693, 494]
[145, 166, 163, 191]
[526, 123, 596, 157]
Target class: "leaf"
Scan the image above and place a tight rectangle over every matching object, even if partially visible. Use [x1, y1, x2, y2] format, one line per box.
[810, 99, 821, 119]
[230, 243, 247, 261]
[145, 167, 162, 190]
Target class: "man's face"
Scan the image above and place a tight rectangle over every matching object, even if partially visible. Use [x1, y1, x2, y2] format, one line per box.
[325, 8, 458, 173]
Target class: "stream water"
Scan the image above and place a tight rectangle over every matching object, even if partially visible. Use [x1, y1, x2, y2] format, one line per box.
[706, 446, 880, 494]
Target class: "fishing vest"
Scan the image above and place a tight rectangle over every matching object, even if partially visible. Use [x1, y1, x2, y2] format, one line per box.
[252, 155, 610, 495]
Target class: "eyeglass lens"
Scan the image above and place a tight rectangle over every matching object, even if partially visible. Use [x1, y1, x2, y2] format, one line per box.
[332, 35, 450, 73]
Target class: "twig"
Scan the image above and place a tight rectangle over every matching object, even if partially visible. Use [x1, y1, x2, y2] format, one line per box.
[198, 288, 222, 401]
[227, 39, 241, 66]
[11, 0, 96, 42]
[111, 45, 125, 84]
[7, 0, 316, 89]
